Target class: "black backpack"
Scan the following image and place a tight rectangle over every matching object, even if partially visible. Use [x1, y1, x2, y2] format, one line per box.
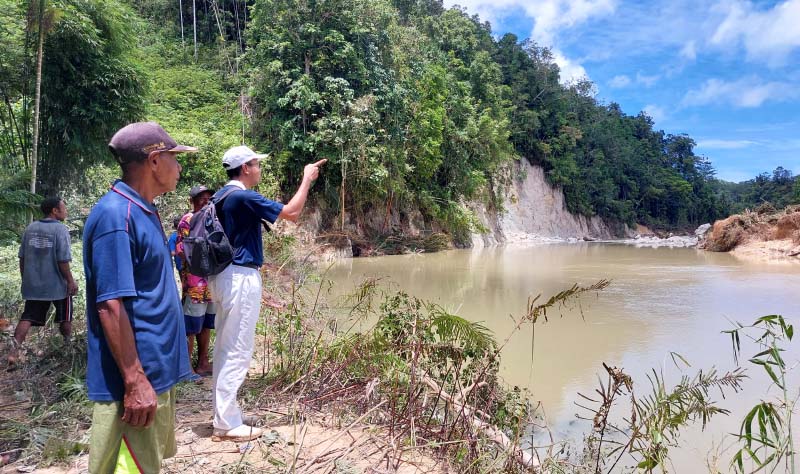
[183, 187, 240, 277]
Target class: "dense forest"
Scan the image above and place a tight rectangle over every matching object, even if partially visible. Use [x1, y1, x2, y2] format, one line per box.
[0, 0, 796, 243]
[717, 166, 800, 214]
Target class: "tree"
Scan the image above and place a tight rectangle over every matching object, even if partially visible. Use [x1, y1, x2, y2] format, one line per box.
[0, 0, 29, 170]
[35, 0, 145, 191]
[192, 0, 197, 59]
[28, 0, 59, 193]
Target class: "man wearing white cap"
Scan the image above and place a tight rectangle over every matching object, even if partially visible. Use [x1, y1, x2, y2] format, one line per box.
[208, 145, 325, 441]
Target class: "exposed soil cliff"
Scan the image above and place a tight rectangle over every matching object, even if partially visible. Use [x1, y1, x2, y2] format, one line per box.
[291, 159, 629, 257]
[472, 159, 626, 247]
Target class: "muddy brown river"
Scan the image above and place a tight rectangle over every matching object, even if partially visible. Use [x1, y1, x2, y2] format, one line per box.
[325, 243, 799, 472]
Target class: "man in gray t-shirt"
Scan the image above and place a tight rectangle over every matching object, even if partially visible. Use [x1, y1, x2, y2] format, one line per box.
[8, 196, 78, 367]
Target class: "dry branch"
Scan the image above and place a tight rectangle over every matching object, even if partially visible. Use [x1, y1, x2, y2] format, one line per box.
[419, 375, 540, 471]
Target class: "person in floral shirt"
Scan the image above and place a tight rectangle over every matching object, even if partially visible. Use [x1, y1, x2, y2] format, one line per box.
[176, 185, 215, 376]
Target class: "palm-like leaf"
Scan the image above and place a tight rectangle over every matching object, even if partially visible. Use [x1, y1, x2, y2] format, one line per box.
[430, 308, 497, 355]
[0, 169, 40, 240]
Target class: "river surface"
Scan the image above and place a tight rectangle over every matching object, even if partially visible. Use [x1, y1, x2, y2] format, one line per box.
[325, 243, 799, 472]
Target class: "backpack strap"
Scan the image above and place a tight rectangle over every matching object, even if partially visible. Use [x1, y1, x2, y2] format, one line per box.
[211, 187, 243, 227]
[213, 187, 242, 205]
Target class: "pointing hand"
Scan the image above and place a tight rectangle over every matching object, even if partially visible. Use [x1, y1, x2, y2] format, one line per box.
[304, 159, 327, 182]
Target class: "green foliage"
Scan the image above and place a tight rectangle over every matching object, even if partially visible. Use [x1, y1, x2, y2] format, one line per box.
[579, 360, 746, 473]
[143, 52, 240, 189]
[36, 0, 146, 192]
[0, 170, 40, 242]
[0, 0, 29, 170]
[0, 243, 25, 317]
[630, 367, 744, 471]
[246, 0, 513, 240]
[717, 167, 800, 214]
[726, 315, 796, 474]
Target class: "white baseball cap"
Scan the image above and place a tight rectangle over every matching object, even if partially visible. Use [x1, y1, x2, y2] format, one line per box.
[222, 145, 269, 169]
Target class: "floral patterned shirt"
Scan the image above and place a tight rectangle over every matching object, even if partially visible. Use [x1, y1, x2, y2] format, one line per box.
[175, 212, 212, 303]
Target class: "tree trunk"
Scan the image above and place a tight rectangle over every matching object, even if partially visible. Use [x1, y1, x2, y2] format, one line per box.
[233, 0, 242, 53]
[179, 0, 185, 48]
[341, 148, 346, 231]
[192, 0, 197, 60]
[302, 51, 311, 132]
[31, 0, 45, 194]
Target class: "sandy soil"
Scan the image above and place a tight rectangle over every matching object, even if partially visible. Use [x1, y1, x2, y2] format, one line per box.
[730, 238, 800, 264]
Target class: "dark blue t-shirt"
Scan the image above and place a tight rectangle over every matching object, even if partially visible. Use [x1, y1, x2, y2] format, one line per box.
[216, 184, 284, 267]
[83, 180, 192, 402]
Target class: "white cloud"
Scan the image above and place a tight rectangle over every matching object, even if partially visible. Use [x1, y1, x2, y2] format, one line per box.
[643, 104, 666, 123]
[442, 0, 527, 28]
[552, 50, 589, 83]
[635, 72, 660, 87]
[696, 139, 758, 149]
[608, 72, 659, 89]
[710, 0, 800, 66]
[444, 0, 617, 84]
[681, 76, 800, 108]
[609, 74, 631, 88]
[680, 40, 697, 60]
[528, 1, 617, 85]
[526, 0, 617, 46]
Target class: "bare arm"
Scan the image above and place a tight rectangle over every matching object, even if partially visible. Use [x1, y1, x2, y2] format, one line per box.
[57, 261, 78, 295]
[97, 299, 157, 427]
[278, 159, 327, 222]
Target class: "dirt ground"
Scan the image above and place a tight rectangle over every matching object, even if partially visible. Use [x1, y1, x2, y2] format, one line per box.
[0, 345, 448, 474]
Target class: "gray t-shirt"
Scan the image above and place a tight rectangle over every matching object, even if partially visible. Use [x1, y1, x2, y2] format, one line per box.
[18, 218, 71, 300]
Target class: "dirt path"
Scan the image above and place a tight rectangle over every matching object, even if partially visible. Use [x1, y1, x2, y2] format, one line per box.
[1, 354, 447, 474]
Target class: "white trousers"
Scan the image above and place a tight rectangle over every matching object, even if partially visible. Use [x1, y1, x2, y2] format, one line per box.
[208, 264, 262, 430]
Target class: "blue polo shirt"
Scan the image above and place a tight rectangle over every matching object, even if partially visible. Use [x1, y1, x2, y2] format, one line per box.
[83, 180, 192, 401]
[216, 183, 283, 268]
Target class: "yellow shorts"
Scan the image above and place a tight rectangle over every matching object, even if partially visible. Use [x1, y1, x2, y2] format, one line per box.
[88, 387, 177, 473]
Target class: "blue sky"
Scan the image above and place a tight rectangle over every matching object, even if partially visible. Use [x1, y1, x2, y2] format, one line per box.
[443, 0, 800, 183]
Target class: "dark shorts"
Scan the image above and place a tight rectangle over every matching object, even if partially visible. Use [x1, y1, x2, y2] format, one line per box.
[184, 313, 215, 335]
[21, 297, 73, 326]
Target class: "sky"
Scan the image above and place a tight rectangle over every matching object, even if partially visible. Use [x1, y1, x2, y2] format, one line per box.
[442, 0, 800, 183]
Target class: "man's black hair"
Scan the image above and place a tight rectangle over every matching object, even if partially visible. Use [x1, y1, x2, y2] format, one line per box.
[172, 216, 181, 229]
[226, 165, 243, 179]
[40, 196, 62, 216]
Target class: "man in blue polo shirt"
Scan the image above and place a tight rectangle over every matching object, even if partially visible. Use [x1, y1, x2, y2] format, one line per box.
[208, 145, 325, 442]
[83, 122, 196, 473]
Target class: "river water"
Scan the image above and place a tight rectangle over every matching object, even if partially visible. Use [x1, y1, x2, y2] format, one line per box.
[325, 243, 799, 472]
